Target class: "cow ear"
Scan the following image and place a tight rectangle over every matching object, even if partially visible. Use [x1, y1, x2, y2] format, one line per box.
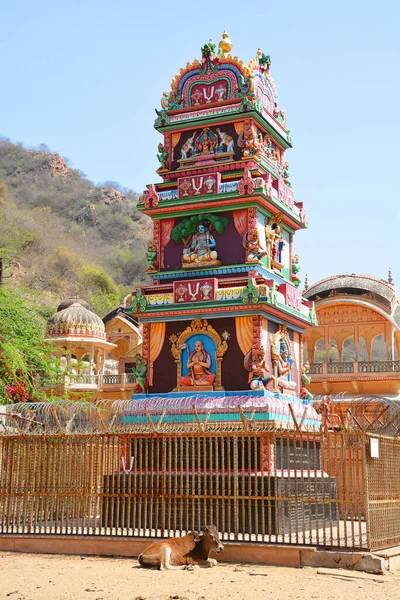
[194, 532, 204, 542]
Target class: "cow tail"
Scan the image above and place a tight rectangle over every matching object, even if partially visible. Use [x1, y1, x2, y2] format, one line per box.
[138, 554, 143, 566]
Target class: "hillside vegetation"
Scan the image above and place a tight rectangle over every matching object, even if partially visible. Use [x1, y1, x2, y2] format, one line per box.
[0, 139, 151, 315]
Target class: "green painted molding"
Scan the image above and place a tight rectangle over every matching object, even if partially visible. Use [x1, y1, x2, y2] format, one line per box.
[156, 109, 291, 149]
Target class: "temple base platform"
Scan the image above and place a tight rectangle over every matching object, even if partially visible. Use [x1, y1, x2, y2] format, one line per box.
[125, 389, 322, 430]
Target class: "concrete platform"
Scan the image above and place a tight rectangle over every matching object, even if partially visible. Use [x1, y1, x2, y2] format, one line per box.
[0, 535, 399, 573]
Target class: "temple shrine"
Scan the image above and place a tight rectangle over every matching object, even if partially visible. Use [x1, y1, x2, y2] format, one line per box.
[124, 32, 320, 428]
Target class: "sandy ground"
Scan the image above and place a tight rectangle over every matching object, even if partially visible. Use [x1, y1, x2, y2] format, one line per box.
[0, 553, 400, 600]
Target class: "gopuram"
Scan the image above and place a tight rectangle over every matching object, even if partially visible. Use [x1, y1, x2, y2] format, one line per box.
[125, 32, 320, 429]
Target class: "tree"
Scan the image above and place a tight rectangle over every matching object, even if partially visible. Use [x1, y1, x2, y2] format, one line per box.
[0, 287, 62, 404]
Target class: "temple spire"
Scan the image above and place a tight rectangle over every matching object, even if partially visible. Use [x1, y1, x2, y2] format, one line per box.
[388, 267, 393, 285]
[304, 273, 309, 291]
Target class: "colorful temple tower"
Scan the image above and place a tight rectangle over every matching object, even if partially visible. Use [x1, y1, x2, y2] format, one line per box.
[126, 33, 318, 425]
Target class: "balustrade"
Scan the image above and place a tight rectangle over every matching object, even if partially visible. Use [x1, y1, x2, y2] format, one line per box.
[309, 360, 400, 376]
[358, 360, 400, 373]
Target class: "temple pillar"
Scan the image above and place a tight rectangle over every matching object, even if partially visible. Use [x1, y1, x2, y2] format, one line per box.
[89, 346, 95, 376]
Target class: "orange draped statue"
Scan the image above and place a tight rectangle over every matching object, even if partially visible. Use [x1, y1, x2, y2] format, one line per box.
[179, 340, 215, 386]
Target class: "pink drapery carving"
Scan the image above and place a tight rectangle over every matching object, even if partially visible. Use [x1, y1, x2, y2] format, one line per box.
[160, 218, 175, 268]
[232, 209, 248, 238]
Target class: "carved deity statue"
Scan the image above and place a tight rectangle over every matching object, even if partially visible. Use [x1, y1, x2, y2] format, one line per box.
[243, 231, 267, 263]
[179, 339, 215, 387]
[277, 348, 297, 391]
[145, 241, 159, 271]
[182, 222, 218, 266]
[292, 254, 301, 287]
[242, 126, 261, 158]
[249, 347, 275, 391]
[265, 215, 285, 266]
[282, 161, 291, 187]
[300, 362, 313, 401]
[196, 130, 217, 155]
[132, 354, 149, 394]
[157, 143, 169, 170]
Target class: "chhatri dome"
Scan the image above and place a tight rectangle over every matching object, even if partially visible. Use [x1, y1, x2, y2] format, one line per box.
[47, 301, 106, 340]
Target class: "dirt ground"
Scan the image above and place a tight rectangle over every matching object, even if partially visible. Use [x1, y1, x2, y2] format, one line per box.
[1, 552, 400, 600]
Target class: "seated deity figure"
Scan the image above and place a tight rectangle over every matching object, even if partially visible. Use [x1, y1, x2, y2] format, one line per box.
[179, 339, 215, 387]
[249, 348, 275, 391]
[183, 222, 218, 265]
[277, 348, 297, 391]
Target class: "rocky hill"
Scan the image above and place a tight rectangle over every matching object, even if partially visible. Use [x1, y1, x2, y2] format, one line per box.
[0, 138, 151, 316]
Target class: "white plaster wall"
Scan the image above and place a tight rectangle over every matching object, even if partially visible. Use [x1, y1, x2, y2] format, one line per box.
[257, 211, 267, 251]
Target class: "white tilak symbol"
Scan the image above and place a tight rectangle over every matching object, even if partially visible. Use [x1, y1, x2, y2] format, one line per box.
[203, 86, 214, 103]
[188, 282, 200, 301]
[121, 456, 134, 473]
[192, 176, 203, 195]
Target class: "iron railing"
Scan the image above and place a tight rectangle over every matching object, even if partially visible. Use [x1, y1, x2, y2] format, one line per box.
[1, 400, 400, 551]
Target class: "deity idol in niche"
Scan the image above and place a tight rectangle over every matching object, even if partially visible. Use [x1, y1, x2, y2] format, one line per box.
[195, 129, 217, 155]
[179, 339, 215, 387]
[265, 215, 285, 266]
[249, 347, 275, 391]
[277, 348, 297, 391]
[183, 221, 218, 265]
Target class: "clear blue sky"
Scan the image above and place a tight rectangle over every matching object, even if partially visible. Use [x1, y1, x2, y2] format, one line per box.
[1, 0, 399, 286]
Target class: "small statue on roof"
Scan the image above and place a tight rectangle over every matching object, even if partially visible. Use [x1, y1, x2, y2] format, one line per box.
[200, 39, 220, 74]
[257, 49, 271, 73]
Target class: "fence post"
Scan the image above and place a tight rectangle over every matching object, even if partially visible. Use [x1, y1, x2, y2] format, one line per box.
[362, 433, 372, 550]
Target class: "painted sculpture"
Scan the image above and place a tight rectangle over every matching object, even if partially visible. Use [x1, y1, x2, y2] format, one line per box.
[184, 222, 218, 266]
[300, 362, 313, 402]
[243, 231, 267, 263]
[239, 125, 261, 158]
[248, 347, 275, 391]
[171, 214, 229, 269]
[170, 319, 229, 391]
[265, 214, 284, 268]
[180, 127, 235, 161]
[292, 254, 301, 287]
[145, 242, 159, 271]
[179, 339, 215, 387]
[270, 325, 297, 393]
[157, 143, 169, 170]
[132, 354, 149, 394]
[282, 161, 291, 187]
[277, 349, 297, 392]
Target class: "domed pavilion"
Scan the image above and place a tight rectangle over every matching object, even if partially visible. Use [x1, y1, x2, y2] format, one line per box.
[46, 298, 117, 387]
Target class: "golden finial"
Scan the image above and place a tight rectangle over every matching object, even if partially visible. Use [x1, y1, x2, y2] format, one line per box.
[219, 30, 232, 56]
[257, 47, 262, 58]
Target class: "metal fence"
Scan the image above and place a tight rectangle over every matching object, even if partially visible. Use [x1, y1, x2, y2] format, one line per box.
[1, 427, 399, 551]
[1, 398, 399, 552]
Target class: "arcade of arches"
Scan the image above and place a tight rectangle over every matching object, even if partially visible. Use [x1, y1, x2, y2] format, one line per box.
[304, 301, 400, 396]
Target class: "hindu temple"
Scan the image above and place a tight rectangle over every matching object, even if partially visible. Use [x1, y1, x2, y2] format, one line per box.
[124, 32, 320, 428]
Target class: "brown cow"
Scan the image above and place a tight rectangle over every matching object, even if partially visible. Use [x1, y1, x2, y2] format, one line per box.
[138, 525, 224, 570]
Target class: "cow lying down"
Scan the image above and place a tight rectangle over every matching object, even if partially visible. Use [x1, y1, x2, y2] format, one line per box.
[138, 525, 224, 570]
